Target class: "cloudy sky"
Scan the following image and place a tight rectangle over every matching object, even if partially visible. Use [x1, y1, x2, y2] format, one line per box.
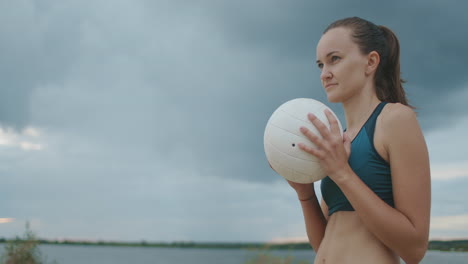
[1, 0, 467, 243]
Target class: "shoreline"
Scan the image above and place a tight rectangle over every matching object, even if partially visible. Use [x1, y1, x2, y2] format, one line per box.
[1, 239, 467, 252]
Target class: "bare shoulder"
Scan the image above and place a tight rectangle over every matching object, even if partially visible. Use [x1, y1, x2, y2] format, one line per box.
[377, 103, 423, 151]
[380, 102, 417, 127]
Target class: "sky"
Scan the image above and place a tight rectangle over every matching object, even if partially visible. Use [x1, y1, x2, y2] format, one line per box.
[1, 0, 468, 243]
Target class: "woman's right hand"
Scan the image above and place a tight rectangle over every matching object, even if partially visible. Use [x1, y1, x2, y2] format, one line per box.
[287, 180, 317, 201]
[269, 161, 317, 200]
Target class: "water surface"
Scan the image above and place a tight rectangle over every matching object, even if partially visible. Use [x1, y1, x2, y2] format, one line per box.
[1, 244, 467, 264]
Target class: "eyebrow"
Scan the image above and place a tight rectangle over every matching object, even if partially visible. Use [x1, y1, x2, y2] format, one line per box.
[316, 51, 339, 64]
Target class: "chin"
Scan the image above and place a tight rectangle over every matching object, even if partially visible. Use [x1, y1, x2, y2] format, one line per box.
[326, 93, 342, 103]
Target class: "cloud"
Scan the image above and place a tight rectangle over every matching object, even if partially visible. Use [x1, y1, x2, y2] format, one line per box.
[0, 218, 14, 224]
[431, 161, 468, 180]
[431, 214, 468, 231]
[431, 176, 468, 223]
[0, 126, 44, 151]
[1, 0, 467, 184]
[0, 0, 84, 129]
[430, 214, 468, 239]
[1, 0, 468, 242]
[425, 112, 468, 166]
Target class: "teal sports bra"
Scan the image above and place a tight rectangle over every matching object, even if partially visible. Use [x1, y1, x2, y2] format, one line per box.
[321, 102, 394, 216]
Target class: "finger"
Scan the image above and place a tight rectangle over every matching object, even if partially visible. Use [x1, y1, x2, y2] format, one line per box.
[300, 126, 326, 150]
[343, 132, 351, 157]
[298, 142, 325, 160]
[324, 109, 341, 136]
[307, 113, 331, 140]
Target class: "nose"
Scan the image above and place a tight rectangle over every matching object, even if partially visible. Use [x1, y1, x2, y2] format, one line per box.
[320, 66, 332, 82]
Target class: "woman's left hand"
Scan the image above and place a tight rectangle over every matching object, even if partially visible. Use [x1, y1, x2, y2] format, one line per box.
[298, 109, 352, 182]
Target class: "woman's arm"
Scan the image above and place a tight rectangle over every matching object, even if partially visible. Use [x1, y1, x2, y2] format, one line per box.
[299, 195, 328, 251]
[299, 105, 431, 264]
[287, 181, 328, 251]
[339, 103, 430, 263]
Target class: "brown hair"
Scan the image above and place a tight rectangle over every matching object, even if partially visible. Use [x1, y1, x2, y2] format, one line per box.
[324, 17, 412, 107]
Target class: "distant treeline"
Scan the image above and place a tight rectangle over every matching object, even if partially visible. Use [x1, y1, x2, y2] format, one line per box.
[428, 240, 468, 252]
[1, 238, 467, 252]
[1, 239, 310, 250]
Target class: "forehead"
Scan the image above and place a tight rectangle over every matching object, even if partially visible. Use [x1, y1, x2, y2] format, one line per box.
[316, 27, 357, 59]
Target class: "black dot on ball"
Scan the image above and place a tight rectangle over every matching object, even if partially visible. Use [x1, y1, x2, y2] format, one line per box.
[292, 143, 296, 147]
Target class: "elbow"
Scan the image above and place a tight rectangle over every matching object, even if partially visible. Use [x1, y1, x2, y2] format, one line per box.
[400, 240, 428, 264]
[398, 222, 430, 264]
[309, 237, 322, 253]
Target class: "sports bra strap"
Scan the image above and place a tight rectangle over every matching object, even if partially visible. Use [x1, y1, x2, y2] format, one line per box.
[365, 102, 387, 143]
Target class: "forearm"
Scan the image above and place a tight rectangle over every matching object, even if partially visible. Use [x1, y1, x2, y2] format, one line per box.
[336, 171, 428, 263]
[298, 196, 327, 252]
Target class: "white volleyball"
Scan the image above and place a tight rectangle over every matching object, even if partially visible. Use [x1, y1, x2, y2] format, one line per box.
[264, 98, 343, 183]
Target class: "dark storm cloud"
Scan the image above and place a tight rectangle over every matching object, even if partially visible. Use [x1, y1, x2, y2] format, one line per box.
[0, 0, 467, 243]
[1, 0, 468, 224]
[199, 0, 468, 126]
[0, 1, 83, 129]
[2, 0, 466, 185]
[174, 0, 468, 181]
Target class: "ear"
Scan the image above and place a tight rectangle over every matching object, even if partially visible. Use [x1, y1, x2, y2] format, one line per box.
[365, 51, 380, 76]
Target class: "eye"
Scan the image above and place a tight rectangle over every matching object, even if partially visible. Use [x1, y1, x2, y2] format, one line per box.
[331, 55, 340, 62]
[317, 63, 323, 69]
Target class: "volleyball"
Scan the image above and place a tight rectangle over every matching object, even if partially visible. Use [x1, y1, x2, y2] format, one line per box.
[264, 98, 343, 183]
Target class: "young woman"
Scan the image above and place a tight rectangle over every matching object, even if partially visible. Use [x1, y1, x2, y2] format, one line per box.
[286, 17, 431, 264]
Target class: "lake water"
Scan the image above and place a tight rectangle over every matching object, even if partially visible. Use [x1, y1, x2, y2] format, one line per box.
[1, 244, 467, 264]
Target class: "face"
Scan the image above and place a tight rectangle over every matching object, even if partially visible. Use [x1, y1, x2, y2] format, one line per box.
[316, 27, 369, 103]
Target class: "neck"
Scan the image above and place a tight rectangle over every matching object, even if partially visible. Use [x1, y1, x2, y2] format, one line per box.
[342, 87, 380, 131]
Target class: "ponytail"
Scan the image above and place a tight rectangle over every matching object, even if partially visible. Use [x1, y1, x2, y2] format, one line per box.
[376, 26, 411, 107]
[324, 17, 412, 108]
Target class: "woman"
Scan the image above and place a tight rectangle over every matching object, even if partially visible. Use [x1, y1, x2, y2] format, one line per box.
[287, 17, 430, 264]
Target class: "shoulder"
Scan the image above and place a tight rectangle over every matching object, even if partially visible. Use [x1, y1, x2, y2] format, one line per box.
[380, 102, 417, 126]
[378, 103, 422, 147]
[379, 103, 424, 153]
[379, 103, 419, 136]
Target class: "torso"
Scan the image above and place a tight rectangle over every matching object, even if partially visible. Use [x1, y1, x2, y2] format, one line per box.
[314, 212, 400, 264]
[315, 103, 400, 264]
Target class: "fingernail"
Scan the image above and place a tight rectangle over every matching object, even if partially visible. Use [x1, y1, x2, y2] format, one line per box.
[300, 127, 307, 133]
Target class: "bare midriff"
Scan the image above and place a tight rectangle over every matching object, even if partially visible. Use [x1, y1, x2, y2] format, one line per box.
[314, 211, 400, 264]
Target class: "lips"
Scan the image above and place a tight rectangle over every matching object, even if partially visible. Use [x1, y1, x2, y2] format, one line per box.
[325, 83, 337, 89]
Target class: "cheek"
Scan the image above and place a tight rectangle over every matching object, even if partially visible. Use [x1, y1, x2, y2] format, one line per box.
[343, 61, 366, 87]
